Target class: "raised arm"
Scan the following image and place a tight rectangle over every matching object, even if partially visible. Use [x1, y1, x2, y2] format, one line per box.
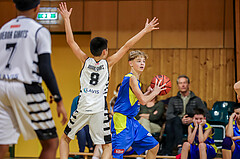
[58, 2, 87, 63]
[129, 76, 165, 105]
[107, 17, 159, 68]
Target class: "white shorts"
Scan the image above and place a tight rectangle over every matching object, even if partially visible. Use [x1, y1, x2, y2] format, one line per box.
[0, 80, 57, 145]
[64, 109, 111, 145]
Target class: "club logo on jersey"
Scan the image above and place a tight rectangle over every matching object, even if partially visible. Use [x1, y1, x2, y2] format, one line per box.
[88, 64, 104, 72]
[114, 149, 124, 154]
[83, 88, 100, 94]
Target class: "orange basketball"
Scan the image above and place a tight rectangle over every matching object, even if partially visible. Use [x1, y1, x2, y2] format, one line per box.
[150, 75, 172, 96]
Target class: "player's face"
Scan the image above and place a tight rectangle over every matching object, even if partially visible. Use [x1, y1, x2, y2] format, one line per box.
[234, 108, 240, 122]
[193, 114, 205, 124]
[177, 77, 189, 93]
[131, 56, 146, 73]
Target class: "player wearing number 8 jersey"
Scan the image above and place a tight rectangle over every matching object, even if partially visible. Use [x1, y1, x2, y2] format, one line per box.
[0, 0, 67, 159]
[58, 2, 160, 159]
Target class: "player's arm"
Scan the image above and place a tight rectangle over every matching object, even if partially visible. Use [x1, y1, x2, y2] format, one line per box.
[129, 76, 165, 105]
[234, 81, 240, 102]
[187, 123, 198, 144]
[199, 127, 211, 143]
[198, 119, 210, 143]
[107, 17, 159, 68]
[58, 2, 87, 63]
[38, 54, 67, 125]
[232, 136, 240, 141]
[226, 112, 235, 137]
[37, 27, 67, 125]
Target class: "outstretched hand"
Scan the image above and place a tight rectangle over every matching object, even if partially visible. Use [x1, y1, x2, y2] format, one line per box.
[58, 2, 72, 19]
[152, 78, 166, 95]
[144, 17, 159, 33]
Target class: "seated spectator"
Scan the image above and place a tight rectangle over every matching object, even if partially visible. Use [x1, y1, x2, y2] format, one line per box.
[135, 87, 165, 134]
[181, 108, 217, 159]
[222, 103, 240, 159]
[163, 75, 210, 156]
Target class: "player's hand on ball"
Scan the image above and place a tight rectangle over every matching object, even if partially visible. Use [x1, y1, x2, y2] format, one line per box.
[153, 78, 166, 95]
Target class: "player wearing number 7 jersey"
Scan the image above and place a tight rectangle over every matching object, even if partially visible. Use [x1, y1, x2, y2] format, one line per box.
[0, 0, 67, 159]
[58, 2, 159, 159]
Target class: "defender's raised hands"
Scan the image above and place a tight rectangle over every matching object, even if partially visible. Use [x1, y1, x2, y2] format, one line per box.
[143, 17, 159, 33]
[58, 2, 72, 19]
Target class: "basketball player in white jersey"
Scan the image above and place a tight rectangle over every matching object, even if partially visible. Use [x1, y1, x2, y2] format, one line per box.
[58, 2, 159, 159]
[0, 0, 67, 159]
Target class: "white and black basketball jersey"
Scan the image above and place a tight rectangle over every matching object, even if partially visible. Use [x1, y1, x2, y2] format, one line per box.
[78, 58, 109, 114]
[0, 16, 51, 84]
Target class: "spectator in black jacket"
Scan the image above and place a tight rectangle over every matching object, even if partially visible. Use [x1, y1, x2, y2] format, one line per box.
[163, 75, 210, 156]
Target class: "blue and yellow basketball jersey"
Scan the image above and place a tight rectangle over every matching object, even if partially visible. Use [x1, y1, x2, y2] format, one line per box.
[190, 123, 218, 153]
[233, 120, 240, 143]
[113, 73, 141, 118]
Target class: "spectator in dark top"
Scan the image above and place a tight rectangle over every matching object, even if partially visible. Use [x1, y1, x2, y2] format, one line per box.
[135, 87, 165, 134]
[163, 75, 210, 156]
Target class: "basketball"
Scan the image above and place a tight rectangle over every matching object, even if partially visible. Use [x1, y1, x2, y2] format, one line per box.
[150, 75, 172, 96]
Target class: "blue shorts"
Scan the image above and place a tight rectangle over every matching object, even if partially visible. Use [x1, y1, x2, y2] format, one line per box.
[189, 144, 217, 159]
[232, 141, 240, 159]
[111, 113, 158, 159]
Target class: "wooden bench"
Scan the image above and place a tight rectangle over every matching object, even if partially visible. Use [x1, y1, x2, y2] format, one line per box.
[69, 152, 223, 159]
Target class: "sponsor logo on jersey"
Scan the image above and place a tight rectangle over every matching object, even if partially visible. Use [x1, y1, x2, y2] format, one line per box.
[114, 149, 124, 154]
[147, 132, 152, 136]
[10, 25, 21, 28]
[0, 73, 18, 80]
[88, 64, 104, 71]
[83, 88, 99, 94]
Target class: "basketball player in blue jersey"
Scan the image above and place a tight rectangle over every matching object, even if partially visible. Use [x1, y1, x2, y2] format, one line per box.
[181, 108, 217, 159]
[0, 0, 67, 159]
[111, 50, 166, 159]
[222, 103, 240, 159]
[58, 2, 159, 159]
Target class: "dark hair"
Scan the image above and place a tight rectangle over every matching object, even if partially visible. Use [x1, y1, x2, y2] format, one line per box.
[233, 103, 240, 111]
[13, 0, 40, 11]
[177, 75, 190, 84]
[193, 108, 205, 117]
[90, 37, 108, 57]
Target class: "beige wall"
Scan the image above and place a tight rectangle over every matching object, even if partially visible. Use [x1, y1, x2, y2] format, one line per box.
[0, 0, 234, 49]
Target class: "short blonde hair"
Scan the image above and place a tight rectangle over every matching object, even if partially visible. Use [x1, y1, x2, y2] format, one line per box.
[128, 50, 148, 61]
